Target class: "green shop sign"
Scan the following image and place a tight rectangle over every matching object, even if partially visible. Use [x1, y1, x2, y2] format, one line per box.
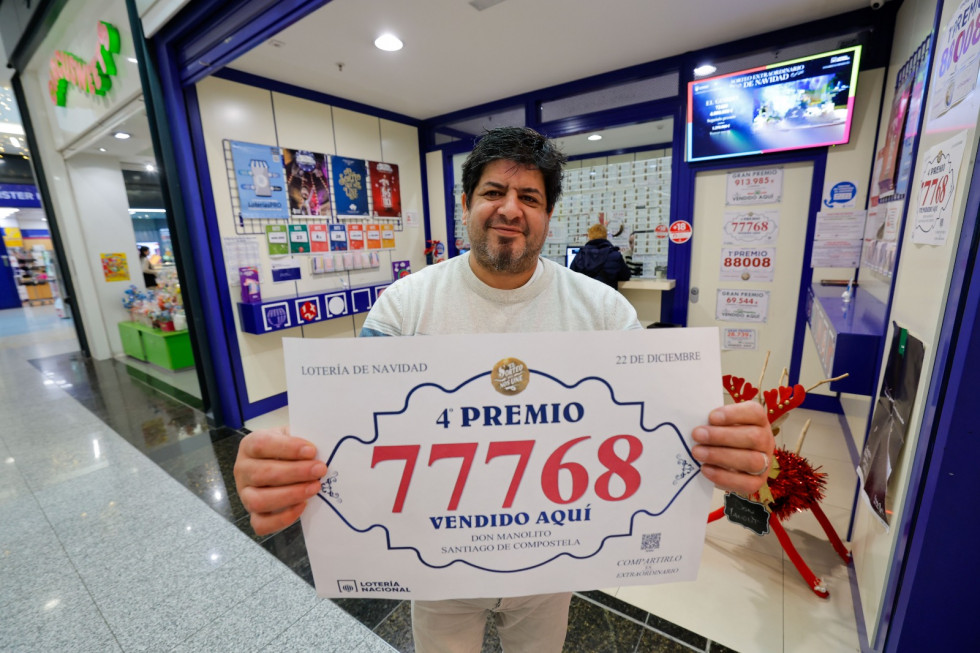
[48, 21, 122, 106]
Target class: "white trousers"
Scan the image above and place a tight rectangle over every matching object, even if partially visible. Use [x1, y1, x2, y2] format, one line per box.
[411, 593, 572, 653]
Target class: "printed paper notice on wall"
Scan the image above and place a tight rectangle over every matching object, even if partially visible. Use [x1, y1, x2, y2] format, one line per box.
[811, 241, 862, 268]
[392, 260, 411, 280]
[365, 224, 382, 249]
[722, 328, 757, 350]
[721, 210, 778, 245]
[309, 224, 330, 252]
[271, 258, 302, 282]
[726, 167, 782, 205]
[329, 224, 349, 251]
[283, 148, 332, 217]
[715, 289, 769, 323]
[823, 181, 857, 209]
[347, 224, 365, 250]
[101, 253, 130, 282]
[331, 156, 369, 217]
[369, 161, 401, 217]
[223, 236, 261, 285]
[913, 131, 967, 245]
[811, 211, 866, 268]
[266, 225, 289, 256]
[228, 140, 289, 220]
[928, 2, 979, 130]
[289, 225, 310, 254]
[381, 225, 396, 249]
[814, 211, 867, 241]
[719, 248, 775, 282]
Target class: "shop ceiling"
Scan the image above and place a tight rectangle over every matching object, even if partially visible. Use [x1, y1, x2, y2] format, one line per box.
[228, 0, 877, 120]
[15, 0, 880, 165]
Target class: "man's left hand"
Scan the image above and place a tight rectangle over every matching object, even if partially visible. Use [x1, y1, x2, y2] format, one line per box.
[691, 401, 775, 494]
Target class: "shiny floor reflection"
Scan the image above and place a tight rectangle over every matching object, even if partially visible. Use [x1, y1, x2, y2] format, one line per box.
[24, 348, 736, 652]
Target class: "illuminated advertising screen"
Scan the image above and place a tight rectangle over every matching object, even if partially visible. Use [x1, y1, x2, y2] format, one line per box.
[687, 46, 861, 163]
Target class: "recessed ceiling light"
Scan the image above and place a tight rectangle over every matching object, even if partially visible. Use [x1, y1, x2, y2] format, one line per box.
[127, 57, 138, 64]
[98, 147, 107, 152]
[9, 136, 20, 148]
[693, 64, 717, 77]
[374, 33, 403, 52]
[145, 163, 156, 172]
[587, 134, 602, 141]
[113, 131, 131, 140]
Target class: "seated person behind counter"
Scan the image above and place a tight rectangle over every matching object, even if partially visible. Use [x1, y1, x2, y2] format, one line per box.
[570, 222, 631, 289]
[233, 126, 775, 653]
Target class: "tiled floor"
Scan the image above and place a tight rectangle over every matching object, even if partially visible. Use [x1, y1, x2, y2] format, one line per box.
[0, 305, 865, 652]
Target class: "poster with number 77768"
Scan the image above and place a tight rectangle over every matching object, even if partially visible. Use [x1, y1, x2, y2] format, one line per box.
[286, 328, 721, 600]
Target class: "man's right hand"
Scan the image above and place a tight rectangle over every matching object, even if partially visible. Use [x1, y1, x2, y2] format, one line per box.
[233, 426, 327, 535]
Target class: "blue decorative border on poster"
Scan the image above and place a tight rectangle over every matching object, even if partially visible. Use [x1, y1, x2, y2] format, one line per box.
[318, 371, 699, 573]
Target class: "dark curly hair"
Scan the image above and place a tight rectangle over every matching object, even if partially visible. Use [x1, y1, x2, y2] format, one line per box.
[461, 127, 566, 213]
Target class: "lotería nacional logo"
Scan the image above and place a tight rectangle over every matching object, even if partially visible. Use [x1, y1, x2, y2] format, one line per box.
[492, 357, 529, 395]
[337, 579, 410, 593]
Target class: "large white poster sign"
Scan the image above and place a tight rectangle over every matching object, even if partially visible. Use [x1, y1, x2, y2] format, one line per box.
[913, 131, 967, 245]
[719, 247, 776, 282]
[928, 0, 980, 128]
[286, 329, 721, 600]
[721, 210, 779, 245]
[726, 168, 783, 205]
[715, 289, 769, 323]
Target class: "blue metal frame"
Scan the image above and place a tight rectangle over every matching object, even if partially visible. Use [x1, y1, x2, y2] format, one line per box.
[150, 57, 244, 425]
[149, 0, 335, 426]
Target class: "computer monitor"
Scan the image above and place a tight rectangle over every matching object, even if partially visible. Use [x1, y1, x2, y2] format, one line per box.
[565, 246, 581, 267]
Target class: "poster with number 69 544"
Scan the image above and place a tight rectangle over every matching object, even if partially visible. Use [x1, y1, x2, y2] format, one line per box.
[286, 329, 721, 600]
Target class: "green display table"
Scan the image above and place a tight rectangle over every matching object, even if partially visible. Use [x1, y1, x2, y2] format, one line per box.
[118, 321, 194, 370]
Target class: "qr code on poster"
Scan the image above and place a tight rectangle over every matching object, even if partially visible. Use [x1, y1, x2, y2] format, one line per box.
[641, 533, 661, 552]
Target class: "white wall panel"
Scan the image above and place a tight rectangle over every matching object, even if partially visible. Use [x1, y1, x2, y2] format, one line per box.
[196, 76, 423, 407]
[64, 154, 139, 355]
[426, 150, 449, 247]
[196, 76, 286, 403]
[850, 0, 953, 641]
[687, 161, 815, 385]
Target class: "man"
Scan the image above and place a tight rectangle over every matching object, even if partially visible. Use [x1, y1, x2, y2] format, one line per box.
[234, 126, 774, 653]
[569, 222, 631, 289]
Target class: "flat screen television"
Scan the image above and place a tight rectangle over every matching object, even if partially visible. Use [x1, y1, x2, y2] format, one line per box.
[565, 246, 581, 267]
[686, 46, 862, 163]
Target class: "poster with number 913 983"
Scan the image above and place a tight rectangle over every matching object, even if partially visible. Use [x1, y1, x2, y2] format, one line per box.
[286, 329, 720, 600]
